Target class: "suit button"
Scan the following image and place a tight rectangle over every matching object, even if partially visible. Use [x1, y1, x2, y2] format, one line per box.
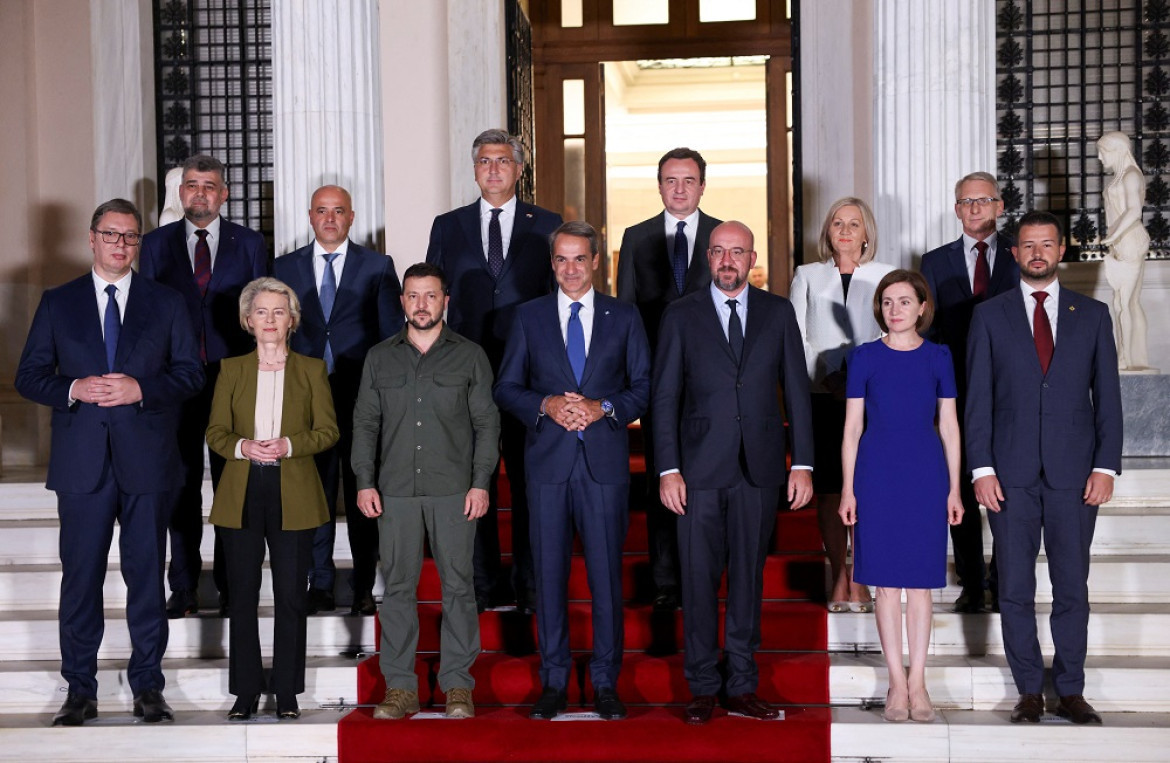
[494, 290, 501, 295]
[416, 421, 422, 426]
[735, 416, 741, 422]
[1042, 383, 1049, 388]
[416, 445, 422, 450]
[737, 382, 743, 388]
[416, 468, 421, 474]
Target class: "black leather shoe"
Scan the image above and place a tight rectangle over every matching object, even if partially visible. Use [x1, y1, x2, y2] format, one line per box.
[165, 590, 198, 619]
[684, 694, 717, 725]
[529, 687, 567, 720]
[475, 592, 491, 614]
[594, 687, 627, 720]
[517, 589, 538, 615]
[1010, 693, 1044, 723]
[276, 694, 300, 720]
[307, 588, 335, 615]
[725, 692, 780, 720]
[133, 689, 174, 723]
[952, 589, 985, 614]
[653, 585, 681, 612]
[52, 693, 97, 726]
[1056, 694, 1102, 724]
[227, 694, 259, 721]
[350, 591, 377, 616]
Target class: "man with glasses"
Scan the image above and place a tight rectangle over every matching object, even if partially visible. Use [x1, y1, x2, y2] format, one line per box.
[140, 154, 269, 619]
[921, 171, 1019, 614]
[16, 199, 204, 725]
[427, 129, 563, 614]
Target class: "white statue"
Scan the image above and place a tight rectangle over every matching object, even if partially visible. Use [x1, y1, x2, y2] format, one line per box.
[1097, 131, 1155, 372]
[158, 166, 185, 227]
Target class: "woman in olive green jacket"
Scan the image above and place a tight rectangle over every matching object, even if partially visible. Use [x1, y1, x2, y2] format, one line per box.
[206, 277, 338, 721]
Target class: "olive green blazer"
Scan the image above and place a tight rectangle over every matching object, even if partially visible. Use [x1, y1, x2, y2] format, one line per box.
[206, 350, 339, 530]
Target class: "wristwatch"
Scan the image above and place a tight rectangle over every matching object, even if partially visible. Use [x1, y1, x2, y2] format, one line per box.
[600, 399, 615, 418]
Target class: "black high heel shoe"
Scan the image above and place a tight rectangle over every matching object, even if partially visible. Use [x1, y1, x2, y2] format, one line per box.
[276, 694, 300, 720]
[228, 694, 260, 721]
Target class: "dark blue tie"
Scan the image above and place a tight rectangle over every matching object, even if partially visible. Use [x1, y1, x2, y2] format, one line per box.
[727, 298, 743, 365]
[320, 252, 340, 373]
[487, 208, 504, 279]
[566, 302, 586, 440]
[672, 220, 688, 295]
[104, 284, 121, 373]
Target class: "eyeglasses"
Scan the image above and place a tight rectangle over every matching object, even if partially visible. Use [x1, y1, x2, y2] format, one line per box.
[710, 247, 748, 258]
[956, 197, 1001, 208]
[475, 157, 516, 169]
[94, 229, 142, 246]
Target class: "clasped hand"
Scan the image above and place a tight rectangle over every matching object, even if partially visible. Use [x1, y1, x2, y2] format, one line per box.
[74, 374, 142, 407]
[241, 438, 288, 462]
[545, 392, 602, 432]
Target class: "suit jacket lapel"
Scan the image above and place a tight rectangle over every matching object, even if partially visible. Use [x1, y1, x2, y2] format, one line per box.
[698, 290, 738, 366]
[168, 224, 193, 279]
[115, 274, 151, 369]
[580, 296, 610, 387]
[542, 296, 578, 388]
[297, 250, 326, 325]
[457, 202, 486, 273]
[208, 222, 237, 293]
[683, 211, 717, 294]
[989, 237, 1016, 295]
[949, 239, 974, 300]
[1050, 288, 1079, 373]
[1003, 290, 1045, 377]
[503, 202, 538, 281]
[739, 287, 761, 367]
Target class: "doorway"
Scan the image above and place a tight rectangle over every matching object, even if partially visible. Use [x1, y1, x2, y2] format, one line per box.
[530, 1, 792, 294]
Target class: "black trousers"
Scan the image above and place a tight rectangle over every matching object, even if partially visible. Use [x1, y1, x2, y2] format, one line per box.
[221, 464, 314, 698]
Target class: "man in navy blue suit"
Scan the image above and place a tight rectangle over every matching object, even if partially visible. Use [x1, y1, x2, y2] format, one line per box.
[652, 221, 814, 725]
[140, 154, 269, 618]
[274, 185, 403, 615]
[921, 171, 1019, 614]
[494, 221, 651, 720]
[966, 210, 1123, 725]
[427, 128, 563, 613]
[16, 199, 204, 726]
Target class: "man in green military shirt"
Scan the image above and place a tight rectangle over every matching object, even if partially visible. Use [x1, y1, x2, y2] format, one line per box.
[352, 262, 500, 720]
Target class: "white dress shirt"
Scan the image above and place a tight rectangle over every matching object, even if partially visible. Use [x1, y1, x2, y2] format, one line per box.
[708, 281, 748, 340]
[961, 231, 1000, 290]
[311, 238, 350, 292]
[184, 216, 222, 271]
[479, 196, 518, 261]
[663, 208, 702, 266]
[557, 287, 595, 353]
[67, 270, 134, 404]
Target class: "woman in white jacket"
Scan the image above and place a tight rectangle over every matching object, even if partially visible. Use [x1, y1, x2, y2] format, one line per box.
[790, 197, 894, 612]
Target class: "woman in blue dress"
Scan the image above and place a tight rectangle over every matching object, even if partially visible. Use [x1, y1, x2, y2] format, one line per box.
[839, 270, 963, 723]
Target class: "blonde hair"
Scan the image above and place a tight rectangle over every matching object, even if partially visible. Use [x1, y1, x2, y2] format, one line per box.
[239, 277, 302, 336]
[817, 197, 878, 264]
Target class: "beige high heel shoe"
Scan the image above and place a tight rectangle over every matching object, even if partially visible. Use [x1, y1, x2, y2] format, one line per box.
[882, 689, 909, 722]
[910, 689, 936, 722]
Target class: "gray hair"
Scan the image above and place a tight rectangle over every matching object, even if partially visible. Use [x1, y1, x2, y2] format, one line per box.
[472, 128, 526, 165]
[239, 277, 302, 337]
[182, 154, 228, 185]
[954, 171, 1000, 201]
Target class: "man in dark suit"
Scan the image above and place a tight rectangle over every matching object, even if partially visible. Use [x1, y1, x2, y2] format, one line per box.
[966, 210, 1123, 725]
[921, 171, 1019, 614]
[140, 154, 269, 618]
[616, 147, 721, 611]
[652, 221, 814, 725]
[427, 128, 563, 613]
[15, 199, 204, 726]
[494, 221, 651, 721]
[274, 185, 403, 615]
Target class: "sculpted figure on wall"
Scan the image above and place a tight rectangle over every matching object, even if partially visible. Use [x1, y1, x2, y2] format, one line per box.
[158, 166, 185, 227]
[1097, 131, 1156, 372]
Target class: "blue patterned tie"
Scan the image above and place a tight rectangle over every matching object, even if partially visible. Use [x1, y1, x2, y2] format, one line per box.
[320, 252, 340, 373]
[104, 284, 121, 372]
[487, 208, 504, 279]
[672, 220, 688, 295]
[566, 302, 586, 440]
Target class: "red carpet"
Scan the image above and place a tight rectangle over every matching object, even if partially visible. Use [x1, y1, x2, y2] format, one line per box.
[338, 454, 830, 762]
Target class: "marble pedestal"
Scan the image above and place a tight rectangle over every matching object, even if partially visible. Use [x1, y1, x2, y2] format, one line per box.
[1122, 375, 1170, 456]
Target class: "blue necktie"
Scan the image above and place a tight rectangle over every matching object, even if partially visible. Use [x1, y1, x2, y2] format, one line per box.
[727, 298, 743, 365]
[672, 220, 688, 295]
[487, 208, 504, 279]
[320, 252, 340, 373]
[566, 302, 586, 440]
[104, 284, 121, 373]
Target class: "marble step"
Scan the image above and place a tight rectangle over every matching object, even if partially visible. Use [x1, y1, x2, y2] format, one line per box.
[0, 708, 340, 763]
[0, 656, 360, 715]
[829, 653, 1170, 711]
[0, 608, 377, 662]
[826, 602, 1170, 656]
[830, 706, 1170, 762]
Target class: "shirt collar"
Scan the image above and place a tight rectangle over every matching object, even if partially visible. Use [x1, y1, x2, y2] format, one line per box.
[185, 216, 221, 240]
[664, 208, 701, 231]
[480, 196, 517, 217]
[961, 230, 999, 255]
[92, 268, 133, 294]
[558, 287, 595, 312]
[1020, 278, 1060, 301]
[313, 238, 350, 258]
[709, 280, 747, 305]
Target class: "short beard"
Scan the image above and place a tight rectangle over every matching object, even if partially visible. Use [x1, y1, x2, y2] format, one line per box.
[408, 314, 441, 331]
[714, 268, 746, 292]
[184, 205, 215, 224]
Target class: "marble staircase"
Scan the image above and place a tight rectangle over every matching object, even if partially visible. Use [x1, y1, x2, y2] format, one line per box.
[0, 465, 1168, 761]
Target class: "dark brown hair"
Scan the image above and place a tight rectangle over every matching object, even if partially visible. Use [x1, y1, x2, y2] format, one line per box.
[873, 269, 934, 333]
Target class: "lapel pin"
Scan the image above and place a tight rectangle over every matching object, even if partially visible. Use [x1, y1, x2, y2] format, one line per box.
[1069, 305, 1076, 311]
[605, 310, 610, 315]
[526, 213, 533, 218]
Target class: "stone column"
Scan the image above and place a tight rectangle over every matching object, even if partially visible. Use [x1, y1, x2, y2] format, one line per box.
[272, 0, 384, 255]
[872, 0, 997, 268]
